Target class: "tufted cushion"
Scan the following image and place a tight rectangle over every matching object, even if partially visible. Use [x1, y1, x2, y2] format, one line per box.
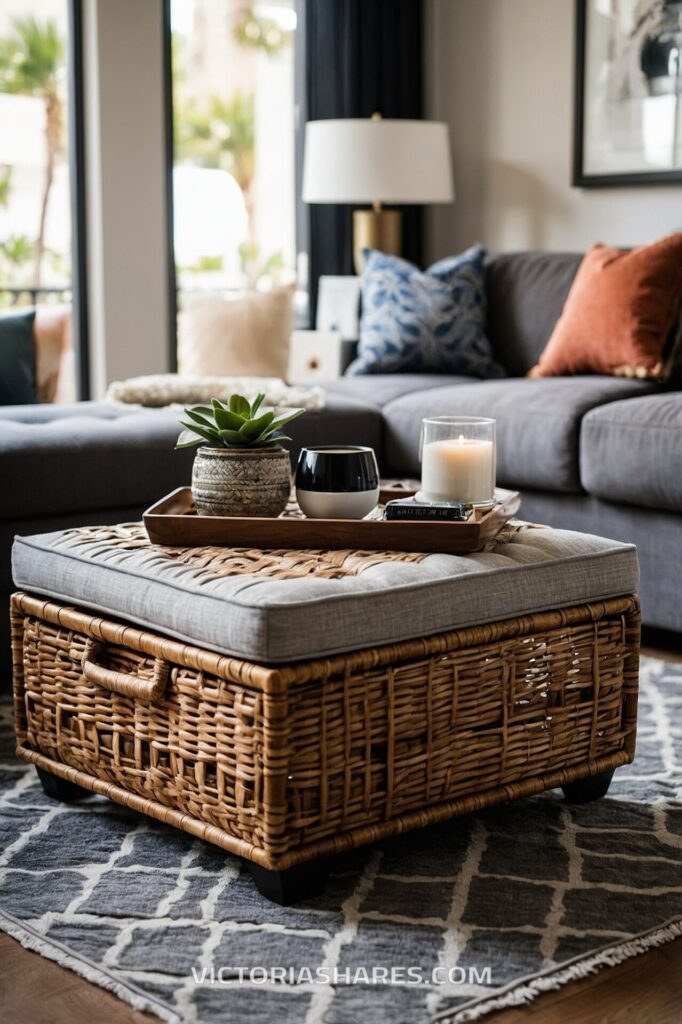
[13, 522, 638, 663]
[0, 398, 383, 519]
[347, 247, 505, 378]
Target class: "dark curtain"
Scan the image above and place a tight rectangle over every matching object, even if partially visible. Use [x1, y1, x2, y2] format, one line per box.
[301, 0, 424, 323]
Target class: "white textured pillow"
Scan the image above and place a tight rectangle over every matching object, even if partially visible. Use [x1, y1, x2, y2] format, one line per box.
[105, 374, 325, 410]
[180, 285, 294, 378]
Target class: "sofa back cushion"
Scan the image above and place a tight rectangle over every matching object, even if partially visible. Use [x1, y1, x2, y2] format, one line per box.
[485, 252, 583, 376]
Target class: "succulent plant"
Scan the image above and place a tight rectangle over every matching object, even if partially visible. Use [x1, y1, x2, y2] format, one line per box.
[176, 393, 305, 451]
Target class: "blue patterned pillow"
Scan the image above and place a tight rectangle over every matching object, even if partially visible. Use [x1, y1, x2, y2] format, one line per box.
[346, 246, 505, 377]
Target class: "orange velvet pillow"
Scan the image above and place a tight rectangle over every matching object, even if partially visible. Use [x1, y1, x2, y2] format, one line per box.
[530, 233, 682, 380]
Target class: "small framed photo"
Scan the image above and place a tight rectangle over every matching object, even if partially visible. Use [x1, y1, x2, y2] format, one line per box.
[574, 0, 682, 186]
[316, 276, 361, 339]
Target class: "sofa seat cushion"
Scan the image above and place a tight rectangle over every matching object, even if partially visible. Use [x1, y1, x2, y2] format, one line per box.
[0, 397, 383, 520]
[12, 523, 638, 663]
[581, 394, 682, 512]
[383, 376, 657, 491]
[320, 374, 478, 408]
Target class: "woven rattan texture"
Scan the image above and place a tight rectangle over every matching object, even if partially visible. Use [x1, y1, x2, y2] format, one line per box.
[12, 594, 640, 866]
[57, 522, 426, 579]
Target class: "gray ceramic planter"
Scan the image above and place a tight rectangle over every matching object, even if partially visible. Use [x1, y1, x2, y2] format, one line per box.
[192, 447, 291, 518]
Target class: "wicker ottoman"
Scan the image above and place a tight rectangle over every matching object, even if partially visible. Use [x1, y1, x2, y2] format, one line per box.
[11, 522, 640, 903]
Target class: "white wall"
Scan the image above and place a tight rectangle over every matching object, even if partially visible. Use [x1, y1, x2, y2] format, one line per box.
[83, 0, 170, 396]
[425, 0, 682, 261]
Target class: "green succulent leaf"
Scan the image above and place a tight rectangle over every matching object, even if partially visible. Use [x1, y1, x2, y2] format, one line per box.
[179, 420, 220, 444]
[249, 427, 292, 445]
[229, 394, 250, 418]
[176, 393, 305, 451]
[211, 402, 246, 430]
[239, 410, 275, 440]
[175, 429, 204, 449]
[217, 428, 248, 445]
[184, 408, 216, 430]
[256, 438, 287, 448]
[250, 392, 265, 417]
[268, 407, 306, 432]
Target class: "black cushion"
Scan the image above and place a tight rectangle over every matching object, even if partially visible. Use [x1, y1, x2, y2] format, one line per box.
[0, 309, 37, 406]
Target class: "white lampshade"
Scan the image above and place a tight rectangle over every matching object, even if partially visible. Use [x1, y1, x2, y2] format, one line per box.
[302, 118, 454, 205]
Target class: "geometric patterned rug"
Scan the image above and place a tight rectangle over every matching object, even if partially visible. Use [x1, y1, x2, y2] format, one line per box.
[1, 656, 681, 1024]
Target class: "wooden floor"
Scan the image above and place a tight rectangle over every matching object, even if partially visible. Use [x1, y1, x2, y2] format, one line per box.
[1, 925, 680, 1024]
[0, 931, 156, 1024]
[1, 638, 680, 1024]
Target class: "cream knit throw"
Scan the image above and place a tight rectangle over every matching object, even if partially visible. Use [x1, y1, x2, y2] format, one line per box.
[105, 374, 325, 411]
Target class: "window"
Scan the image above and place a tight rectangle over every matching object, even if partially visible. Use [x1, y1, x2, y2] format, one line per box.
[0, 0, 77, 401]
[169, 0, 300, 363]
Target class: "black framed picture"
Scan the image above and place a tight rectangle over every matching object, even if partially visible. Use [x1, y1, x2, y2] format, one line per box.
[574, 0, 682, 187]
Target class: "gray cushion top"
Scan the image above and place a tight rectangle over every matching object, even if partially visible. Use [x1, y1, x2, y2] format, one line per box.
[581, 393, 682, 512]
[321, 374, 477, 408]
[382, 376, 658, 491]
[0, 405, 196, 521]
[0, 397, 382, 520]
[0, 400, 125, 423]
[12, 522, 638, 664]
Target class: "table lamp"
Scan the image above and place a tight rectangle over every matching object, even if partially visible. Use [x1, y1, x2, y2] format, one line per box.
[302, 115, 454, 273]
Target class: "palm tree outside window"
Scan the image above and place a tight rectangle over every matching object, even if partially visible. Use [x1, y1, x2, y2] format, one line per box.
[0, 1, 79, 403]
[169, 0, 300, 363]
[0, 7, 71, 301]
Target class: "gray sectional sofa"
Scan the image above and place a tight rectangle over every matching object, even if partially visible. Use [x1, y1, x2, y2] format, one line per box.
[1, 250, 680, 678]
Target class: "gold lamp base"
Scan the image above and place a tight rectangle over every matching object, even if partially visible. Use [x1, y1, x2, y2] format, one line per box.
[352, 207, 402, 274]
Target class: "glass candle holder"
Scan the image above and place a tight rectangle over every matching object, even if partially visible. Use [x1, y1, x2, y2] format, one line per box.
[419, 417, 496, 505]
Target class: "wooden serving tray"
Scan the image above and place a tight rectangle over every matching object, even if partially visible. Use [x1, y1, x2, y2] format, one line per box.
[143, 487, 521, 554]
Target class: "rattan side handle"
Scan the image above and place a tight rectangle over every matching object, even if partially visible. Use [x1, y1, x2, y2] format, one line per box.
[81, 639, 171, 701]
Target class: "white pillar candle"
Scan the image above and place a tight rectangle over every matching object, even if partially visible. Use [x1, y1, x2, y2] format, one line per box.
[421, 435, 495, 504]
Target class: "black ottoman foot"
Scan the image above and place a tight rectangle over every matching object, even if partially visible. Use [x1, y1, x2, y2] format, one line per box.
[562, 769, 615, 804]
[246, 858, 330, 905]
[37, 767, 90, 803]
